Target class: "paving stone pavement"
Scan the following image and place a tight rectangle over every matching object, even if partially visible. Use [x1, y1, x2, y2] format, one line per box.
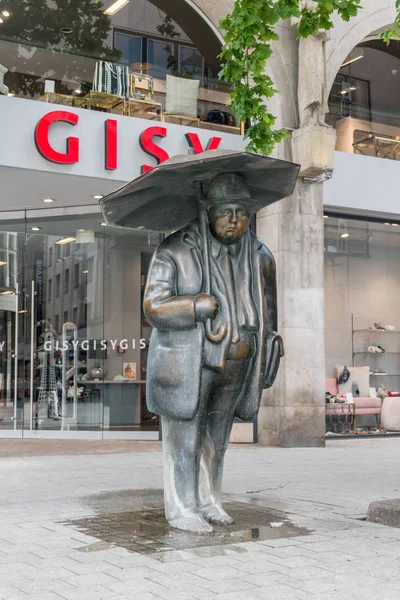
[1, 437, 400, 599]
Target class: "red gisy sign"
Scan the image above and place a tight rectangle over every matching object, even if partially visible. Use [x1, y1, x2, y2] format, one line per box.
[34, 111, 223, 171]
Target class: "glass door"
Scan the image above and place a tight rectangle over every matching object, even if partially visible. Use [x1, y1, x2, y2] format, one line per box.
[23, 207, 106, 435]
[0, 222, 23, 434]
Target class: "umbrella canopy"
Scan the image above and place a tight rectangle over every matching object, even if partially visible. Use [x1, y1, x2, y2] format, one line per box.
[100, 150, 300, 232]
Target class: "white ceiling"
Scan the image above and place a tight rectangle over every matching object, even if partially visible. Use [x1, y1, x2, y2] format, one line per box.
[0, 165, 126, 212]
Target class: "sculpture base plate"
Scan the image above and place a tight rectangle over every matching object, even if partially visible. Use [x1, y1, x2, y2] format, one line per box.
[367, 498, 400, 529]
[64, 489, 310, 557]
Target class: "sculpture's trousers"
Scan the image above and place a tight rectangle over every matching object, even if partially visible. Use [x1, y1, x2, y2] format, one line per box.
[161, 359, 250, 522]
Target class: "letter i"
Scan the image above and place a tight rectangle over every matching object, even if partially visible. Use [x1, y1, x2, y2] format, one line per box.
[105, 119, 117, 170]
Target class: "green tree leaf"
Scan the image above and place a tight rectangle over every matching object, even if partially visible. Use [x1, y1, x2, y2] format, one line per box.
[218, 0, 362, 155]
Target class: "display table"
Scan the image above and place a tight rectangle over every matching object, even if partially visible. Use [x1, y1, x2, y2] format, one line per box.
[163, 114, 200, 126]
[39, 92, 90, 109]
[199, 121, 243, 136]
[124, 97, 162, 119]
[353, 130, 400, 161]
[326, 402, 355, 433]
[85, 90, 125, 113]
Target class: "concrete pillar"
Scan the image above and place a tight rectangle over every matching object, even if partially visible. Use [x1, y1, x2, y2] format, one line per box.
[257, 180, 326, 447]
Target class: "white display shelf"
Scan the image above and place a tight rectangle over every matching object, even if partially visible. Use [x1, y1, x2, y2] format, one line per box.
[354, 351, 399, 355]
[354, 329, 400, 333]
[370, 373, 400, 376]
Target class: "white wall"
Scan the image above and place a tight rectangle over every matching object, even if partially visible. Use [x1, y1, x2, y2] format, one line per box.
[324, 151, 400, 219]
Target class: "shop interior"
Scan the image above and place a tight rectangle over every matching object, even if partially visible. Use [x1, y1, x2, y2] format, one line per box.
[0, 0, 240, 134]
[328, 37, 400, 161]
[324, 215, 400, 436]
[0, 207, 162, 435]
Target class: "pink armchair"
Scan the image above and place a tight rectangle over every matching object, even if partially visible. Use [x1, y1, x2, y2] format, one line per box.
[325, 378, 381, 430]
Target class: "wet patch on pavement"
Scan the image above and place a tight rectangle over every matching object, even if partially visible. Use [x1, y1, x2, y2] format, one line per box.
[64, 489, 310, 557]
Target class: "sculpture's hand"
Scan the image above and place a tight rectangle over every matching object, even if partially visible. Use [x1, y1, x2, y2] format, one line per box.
[195, 294, 219, 322]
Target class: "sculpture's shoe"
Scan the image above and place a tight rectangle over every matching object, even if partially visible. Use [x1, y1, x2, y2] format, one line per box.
[169, 513, 213, 534]
[202, 504, 235, 525]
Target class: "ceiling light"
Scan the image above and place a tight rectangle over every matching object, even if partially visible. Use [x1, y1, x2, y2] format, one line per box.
[31, 227, 41, 231]
[104, 0, 130, 15]
[74, 88, 82, 94]
[341, 233, 350, 238]
[323, 215, 329, 219]
[0, 290, 13, 295]
[18, 309, 28, 314]
[77, 229, 86, 233]
[341, 54, 364, 68]
[93, 194, 103, 200]
[82, 269, 88, 274]
[100, 222, 107, 227]
[0, 261, 6, 266]
[43, 198, 54, 203]
[341, 86, 356, 94]
[55, 237, 76, 245]
[0, 18, 4, 24]
[385, 222, 391, 225]
[2, 11, 10, 17]
[392, 223, 399, 227]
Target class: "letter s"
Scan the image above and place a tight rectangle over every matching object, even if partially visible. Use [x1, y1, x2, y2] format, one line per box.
[139, 126, 169, 174]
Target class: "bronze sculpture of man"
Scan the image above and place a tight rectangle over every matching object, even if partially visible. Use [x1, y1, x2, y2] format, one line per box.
[144, 172, 284, 533]
[99, 150, 299, 534]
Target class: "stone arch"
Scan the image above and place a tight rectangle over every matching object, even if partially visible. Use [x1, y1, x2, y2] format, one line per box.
[148, 0, 233, 70]
[326, 2, 397, 93]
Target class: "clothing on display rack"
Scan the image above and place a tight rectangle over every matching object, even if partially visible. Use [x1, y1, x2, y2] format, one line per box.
[93, 61, 129, 98]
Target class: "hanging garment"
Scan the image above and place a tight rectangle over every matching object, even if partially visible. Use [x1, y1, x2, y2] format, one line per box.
[93, 61, 129, 98]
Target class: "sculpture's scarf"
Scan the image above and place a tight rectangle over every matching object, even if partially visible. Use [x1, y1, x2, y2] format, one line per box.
[186, 220, 259, 334]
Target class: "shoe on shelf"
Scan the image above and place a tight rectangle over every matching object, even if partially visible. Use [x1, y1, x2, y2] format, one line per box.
[368, 345, 385, 353]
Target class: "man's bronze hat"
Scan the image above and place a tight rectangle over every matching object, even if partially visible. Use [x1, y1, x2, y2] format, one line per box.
[205, 173, 257, 210]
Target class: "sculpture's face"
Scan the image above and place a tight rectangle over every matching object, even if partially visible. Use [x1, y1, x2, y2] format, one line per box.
[208, 203, 251, 245]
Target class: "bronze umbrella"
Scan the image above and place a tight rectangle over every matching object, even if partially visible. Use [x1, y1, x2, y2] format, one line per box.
[100, 149, 300, 342]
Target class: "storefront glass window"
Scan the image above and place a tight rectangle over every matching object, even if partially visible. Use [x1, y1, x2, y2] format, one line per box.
[1, 1, 230, 101]
[324, 216, 400, 432]
[328, 42, 400, 161]
[0, 208, 162, 436]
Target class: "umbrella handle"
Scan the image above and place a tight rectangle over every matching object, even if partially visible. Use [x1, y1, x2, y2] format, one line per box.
[205, 320, 227, 344]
